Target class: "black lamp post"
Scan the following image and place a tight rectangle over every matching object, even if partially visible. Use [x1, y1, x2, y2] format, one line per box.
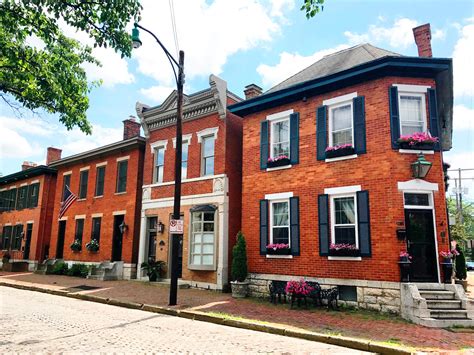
[132, 23, 184, 306]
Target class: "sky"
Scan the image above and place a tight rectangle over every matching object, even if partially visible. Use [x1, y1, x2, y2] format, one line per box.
[0, 0, 473, 199]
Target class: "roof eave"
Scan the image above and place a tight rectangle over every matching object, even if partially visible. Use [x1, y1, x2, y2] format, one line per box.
[0, 166, 57, 185]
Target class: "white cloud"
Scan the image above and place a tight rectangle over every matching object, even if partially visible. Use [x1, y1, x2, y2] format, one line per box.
[0, 126, 37, 159]
[432, 29, 446, 40]
[453, 21, 474, 98]
[0, 115, 55, 137]
[140, 86, 176, 104]
[453, 105, 474, 131]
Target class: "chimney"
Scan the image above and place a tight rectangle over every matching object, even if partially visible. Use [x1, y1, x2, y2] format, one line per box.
[123, 116, 141, 140]
[46, 147, 62, 165]
[413, 23, 432, 58]
[244, 84, 263, 100]
[22, 161, 38, 171]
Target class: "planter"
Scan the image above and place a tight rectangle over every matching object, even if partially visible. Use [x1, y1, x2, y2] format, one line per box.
[267, 158, 291, 168]
[398, 260, 411, 282]
[441, 262, 453, 284]
[455, 279, 468, 291]
[266, 248, 291, 255]
[148, 273, 158, 282]
[398, 142, 435, 150]
[230, 281, 249, 298]
[325, 146, 355, 159]
[329, 249, 360, 257]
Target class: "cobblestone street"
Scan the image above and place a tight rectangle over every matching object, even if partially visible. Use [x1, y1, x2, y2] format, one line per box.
[0, 287, 365, 354]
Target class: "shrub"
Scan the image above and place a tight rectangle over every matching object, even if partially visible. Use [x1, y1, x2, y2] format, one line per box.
[67, 263, 89, 278]
[455, 245, 467, 280]
[231, 231, 248, 282]
[50, 261, 69, 275]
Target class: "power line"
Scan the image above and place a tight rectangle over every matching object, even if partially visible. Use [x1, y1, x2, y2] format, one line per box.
[169, 0, 180, 59]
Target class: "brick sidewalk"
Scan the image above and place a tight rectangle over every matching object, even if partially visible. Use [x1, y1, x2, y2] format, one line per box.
[1, 272, 473, 352]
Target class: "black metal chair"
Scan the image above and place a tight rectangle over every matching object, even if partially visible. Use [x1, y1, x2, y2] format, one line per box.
[320, 287, 339, 309]
[306, 281, 322, 307]
[269, 280, 287, 304]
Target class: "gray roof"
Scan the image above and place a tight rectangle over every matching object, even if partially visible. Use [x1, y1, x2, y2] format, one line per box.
[266, 44, 402, 93]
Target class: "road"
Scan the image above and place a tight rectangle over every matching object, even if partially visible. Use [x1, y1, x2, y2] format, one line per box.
[0, 287, 366, 354]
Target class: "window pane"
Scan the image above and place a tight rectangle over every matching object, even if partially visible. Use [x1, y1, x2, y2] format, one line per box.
[272, 227, 289, 244]
[203, 212, 214, 221]
[193, 244, 202, 253]
[400, 95, 422, 123]
[203, 137, 214, 157]
[335, 226, 356, 245]
[203, 233, 214, 243]
[272, 120, 289, 144]
[334, 197, 355, 224]
[203, 223, 214, 232]
[272, 142, 289, 158]
[202, 255, 213, 265]
[182, 144, 188, 162]
[95, 167, 105, 196]
[272, 202, 289, 226]
[156, 147, 165, 165]
[332, 105, 352, 130]
[194, 233, 202, 243]
[401, 124, 424, 136]
[204, 157, 214, 176]
[332, 129, 352, 146]
[203, 244, 213, 253]
[404, 193, 430, 206]
[192, 255, 201, 264]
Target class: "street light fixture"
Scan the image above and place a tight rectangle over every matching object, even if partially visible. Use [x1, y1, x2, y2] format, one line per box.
[131, 23, 184, 306]
[411, 153, 432, 179]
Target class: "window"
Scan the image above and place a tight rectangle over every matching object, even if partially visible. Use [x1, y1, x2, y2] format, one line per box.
[91, 217, 101, 242]
[329, 102, 353, 146]
[404, 192, 431, 207]
[1, 226, 12, 250]
[12, 224, 23, 250]
[8, 189, 17, 211]
[16, 186, 28, 210]
[399, 94, 426, 136]
[116, 160, 128, 193]
[202, 136, 215, 176]
[79, 170, 89, 199]
[331, 195, 358, 246]
[270, 200, 290, 245]
[190, 211, 215, 268]
[75, 219, 84, 243]
[95, 166, 106, 196]
[270, 118, 290, 159]
[182, 142, 189, 179]
[62, 174, 71, 202]
[147, 217, 158, 262]
[154, 147, 165, 183]
[0, 190, 8, 212]
[27, 183, 40, 208]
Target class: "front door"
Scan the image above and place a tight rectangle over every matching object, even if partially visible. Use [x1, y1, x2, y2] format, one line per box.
[23, 223, 33, 260]
[111, 215, 124, 262]
[56, 221, 66, 259]
[405, 209, 438, 282]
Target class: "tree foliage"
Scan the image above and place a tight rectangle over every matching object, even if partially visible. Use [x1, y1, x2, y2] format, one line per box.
[447, 197, 474, 242]
[301, 0, 325, 19]
[455, 245, 467, 280]
[0, 0, 142, 134]
[231, 232, 248, 282]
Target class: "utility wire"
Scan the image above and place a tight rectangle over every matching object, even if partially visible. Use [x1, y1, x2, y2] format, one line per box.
[169, 0, 180, 58]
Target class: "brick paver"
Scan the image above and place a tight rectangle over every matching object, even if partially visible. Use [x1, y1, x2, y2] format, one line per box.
[1, 272, 473, 352]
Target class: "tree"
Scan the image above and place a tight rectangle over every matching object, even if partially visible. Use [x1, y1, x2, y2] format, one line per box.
[447, 197, 474, 242]
[231, 232, 248, 282]
[301, 0, 325, 19]
[0, 0, 142, 134]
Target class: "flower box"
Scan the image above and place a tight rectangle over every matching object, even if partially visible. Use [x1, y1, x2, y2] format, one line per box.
[267, 157, 291, 168]
[266, 248, 291, 255]
[398, 142, 435, 150]
[329, 248, 361, 257]
[397, 132, 438, 150]
[325, 145, 355, 159]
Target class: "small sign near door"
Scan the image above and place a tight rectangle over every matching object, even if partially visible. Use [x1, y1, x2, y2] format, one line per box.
[169, 219, 184, 234]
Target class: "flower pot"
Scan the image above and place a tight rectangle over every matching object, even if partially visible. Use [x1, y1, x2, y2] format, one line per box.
[148, 273, 158, 282]
[398, 142, 435, 150]
[329, 249, 360, 257]
[266, 248, 291, 255]
[231, 281, 249, 298]
[455, 279, 468, 291]
[325, 146, 355, 159]
[398, 261, 411, 282]
[441, 262, 453, 284]
[267, 158, 291, 168]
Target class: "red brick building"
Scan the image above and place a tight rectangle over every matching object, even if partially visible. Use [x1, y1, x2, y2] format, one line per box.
[135, 75, 242, 290]
[229, 26, 454, 313]
[48, 119, 145, 279]
[0, 159, 57, 270]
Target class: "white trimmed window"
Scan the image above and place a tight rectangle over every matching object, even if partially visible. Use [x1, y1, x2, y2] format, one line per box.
[270, 199, 290, 245]
[189, 210, 215, 269]
[154, 146, 165, 183]
[395, 85, 429, 136]
[270, 118, 290, 159]
[201, 136, 215, 176]
[324, 93, 357, 147]
[330, 194, 358, 247]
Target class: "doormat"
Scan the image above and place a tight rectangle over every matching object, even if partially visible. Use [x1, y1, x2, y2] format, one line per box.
[62, 285, 102, 293]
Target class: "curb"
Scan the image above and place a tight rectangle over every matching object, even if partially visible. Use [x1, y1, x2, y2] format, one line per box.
[0, 281, 412, 354]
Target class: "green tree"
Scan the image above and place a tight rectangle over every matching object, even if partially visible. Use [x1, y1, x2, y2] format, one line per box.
[301, 0, 325, 19]
[231, 232, 248, 282]
[0, 0, 142, 134]
[447, 197, 474, 242]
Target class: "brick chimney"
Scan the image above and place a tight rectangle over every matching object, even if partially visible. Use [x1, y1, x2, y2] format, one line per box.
[413, 23, 432, 58]
[46, 147, 62, 165]
[123, 116, 141, 140]
[244, 84, 263, 100]
[22, 161, 38, 171]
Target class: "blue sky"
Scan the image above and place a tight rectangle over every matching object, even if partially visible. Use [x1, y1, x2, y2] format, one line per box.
[1, 0, 473, 198]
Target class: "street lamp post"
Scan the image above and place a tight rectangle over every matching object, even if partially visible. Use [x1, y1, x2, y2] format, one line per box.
[132, 23, 184, 306]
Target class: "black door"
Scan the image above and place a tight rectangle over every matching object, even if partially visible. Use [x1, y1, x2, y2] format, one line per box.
[112, 215, 124, 262]
[147, 217, 157, 262]
[56, 221, 66, 259]
[405, 209, 438, 282]
[23, 223, 33, 260]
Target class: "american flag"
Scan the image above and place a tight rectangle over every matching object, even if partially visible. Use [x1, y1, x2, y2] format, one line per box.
[58, 185, 77, 220]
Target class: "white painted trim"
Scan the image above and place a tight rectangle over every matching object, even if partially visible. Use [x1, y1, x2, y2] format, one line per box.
[399, 149, 434, 155]
[266, 109, 294, 122]
[150, 139, 168, 153]
[266, 165, 292, 172]
[26, 220, 34, 224]
[266, 255, 293, 259]
[79, 166, 90, 171]
[197, 127, 219, 143]
[269, 117, 291, 161]
[0, 188, 6, 192]
[91, 213, 103, 218]
[172, 134, 192, 148]
[144, 173, 225, 188]
[143, 192, 226, 209]
[330, 193, 359, 248]
[323, 92, 357, 106]
[4, 223, 12, 227]
[30, 180, 40, 184]
[59, 217, 68, 221]
[403, 191, 434, 209]
[112, 210, 126, 216]
[116, 155, 130, 162]
[325, 154, 358, 163]
[63, 171, 72, 176]
[397, 179, 438, 192]
[328, 256, 362, 261]
[324, 185, 361, 195]
[96, 161, 107, 167]
[328, 99, 354, 148]
[269, 198, 291, 247]
[74, 215, 86, 220]
[20, 183, 27, 187]
[394, 84, 431, 93]
[9, 186, 16, 189]
[265, 192, 293, 200]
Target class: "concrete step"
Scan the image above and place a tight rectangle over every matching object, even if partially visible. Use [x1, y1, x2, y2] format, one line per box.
[419, 290, 455, 300]
[413, 283, 447, 290]
[418, 318, 474, 328]
[426, 299, 462, 310]
[430, 309, 469, 319]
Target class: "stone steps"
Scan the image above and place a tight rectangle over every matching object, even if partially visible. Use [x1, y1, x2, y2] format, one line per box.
[430, 309, 469, 319]
[419, 290, 455, 300]
[425, 299, 462, 310]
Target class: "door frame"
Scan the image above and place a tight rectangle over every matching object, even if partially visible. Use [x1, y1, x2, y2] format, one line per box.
[111, 214, 125, 262]
[403, 191, 440, 283]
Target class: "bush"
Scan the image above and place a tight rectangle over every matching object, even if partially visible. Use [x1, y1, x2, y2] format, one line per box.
[455, 245, 467, 280]
[231, 231, 248, 282]
[67, 263, 89, 278]
[50, 262, 69, 275]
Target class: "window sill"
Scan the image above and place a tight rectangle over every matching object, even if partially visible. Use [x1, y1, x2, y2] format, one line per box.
[266, 165, 292, 172]
[77, 198, 86, 202]
[399, 149, 434, 155]
[94, 195, 103, 199]
[114, 192, 127, 195]
[266, 254, 293, 259]
[188, 265, 216, 271]
[325, 154, 358, 163]
[327, 256, 362, 261]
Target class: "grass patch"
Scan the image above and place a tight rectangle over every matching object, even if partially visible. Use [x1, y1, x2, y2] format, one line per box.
[205, 311, 272, 325]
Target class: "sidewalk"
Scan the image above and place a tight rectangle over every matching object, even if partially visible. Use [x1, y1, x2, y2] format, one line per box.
[1, 271, 473, 353]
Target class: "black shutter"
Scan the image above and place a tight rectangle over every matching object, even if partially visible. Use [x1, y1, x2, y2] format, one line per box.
[427, 88, 441, 151]
[260, 121, 269, 169]
[32, 183, 39, 207]
[316, 106, 327, 161]
[318, 194, 329, 256]
[260, 199, 268, 255]
[26, 185, 33, 208]
[389, 86, 400, 149]
[353, 96, 366, 154]
[289, 196, 300, 256]
[289, 113, 299, 165]
[357, 190, 371, 257]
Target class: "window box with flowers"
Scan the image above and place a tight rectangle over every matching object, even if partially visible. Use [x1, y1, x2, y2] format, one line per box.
[266, 243, 291, 255]
[328, 243, 360, 257]
[397, 132, 439, 150]
[85, 239, 100, 252]
[70, 239, 82, 252]
[325, 144, 355, 159]
[267, 155, 290, 168]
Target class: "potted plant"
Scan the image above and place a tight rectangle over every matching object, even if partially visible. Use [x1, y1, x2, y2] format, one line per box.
[398, 251, 412, 282]
[329, 243, 360, 257]
[1, 251, 11, 271]
[85, 239, 100, 252]
[70, 239, 82, 252]
[325, 144, 355, 159]
[454, 245, 468, 291]
[266, 243, 291, 255]
[141, 259, 166, 282]
[440, 249, 459, 283]
[285, 278, 314, 307]
[230, 231, 249, 298]
[397, 132, 439, 150]
[267, 155, 290, 168]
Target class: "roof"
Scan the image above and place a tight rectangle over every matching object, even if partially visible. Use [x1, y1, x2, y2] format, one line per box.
[267, 44, 401, 93]
[0, 165, 57, 185]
